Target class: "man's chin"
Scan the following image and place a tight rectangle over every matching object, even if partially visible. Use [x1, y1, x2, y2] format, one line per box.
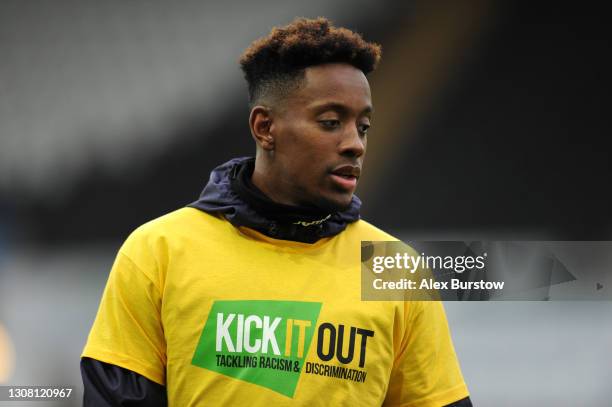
[314, 194, 353, 213]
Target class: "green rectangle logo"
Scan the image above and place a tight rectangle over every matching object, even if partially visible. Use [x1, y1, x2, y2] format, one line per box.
[192, 300, 322, 397]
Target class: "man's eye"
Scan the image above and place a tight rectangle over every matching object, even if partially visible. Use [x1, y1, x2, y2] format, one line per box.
[319, 120, 341, 129]
[358, 123, 370, 135]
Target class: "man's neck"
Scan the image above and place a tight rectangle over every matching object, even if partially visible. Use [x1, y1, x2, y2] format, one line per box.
[251, 159, 299, 208]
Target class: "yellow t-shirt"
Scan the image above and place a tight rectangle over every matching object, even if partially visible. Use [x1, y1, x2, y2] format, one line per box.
[82, 207, 469, 406]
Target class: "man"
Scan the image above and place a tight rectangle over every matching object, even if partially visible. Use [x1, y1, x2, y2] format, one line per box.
[81, 17, 472, 406]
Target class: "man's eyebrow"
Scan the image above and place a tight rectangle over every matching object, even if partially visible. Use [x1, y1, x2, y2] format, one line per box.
[309, 102, 374, 115]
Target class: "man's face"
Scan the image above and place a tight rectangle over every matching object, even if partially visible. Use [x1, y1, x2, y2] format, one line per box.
[266, 63, 372, 212]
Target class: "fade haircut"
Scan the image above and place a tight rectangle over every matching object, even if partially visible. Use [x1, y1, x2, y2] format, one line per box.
[239, 17, 382, 109]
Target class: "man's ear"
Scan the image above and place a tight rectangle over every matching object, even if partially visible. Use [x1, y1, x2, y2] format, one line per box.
[249, 106, 275, 151]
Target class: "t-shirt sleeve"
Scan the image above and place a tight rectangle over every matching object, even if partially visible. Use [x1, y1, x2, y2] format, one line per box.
[383, 300, 469, 407]
[81, 229, 167, 385]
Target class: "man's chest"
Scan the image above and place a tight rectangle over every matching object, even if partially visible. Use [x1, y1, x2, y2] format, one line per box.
[159, 246, 401, 403]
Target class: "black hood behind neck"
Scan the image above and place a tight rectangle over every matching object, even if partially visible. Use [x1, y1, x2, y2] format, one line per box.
[186, 157, 361, 243]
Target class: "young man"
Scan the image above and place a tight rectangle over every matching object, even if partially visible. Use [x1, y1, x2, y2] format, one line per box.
[81, 17, 471, 406]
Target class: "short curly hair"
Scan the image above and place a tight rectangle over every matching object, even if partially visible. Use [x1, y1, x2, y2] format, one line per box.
[240, 17, 382, 108]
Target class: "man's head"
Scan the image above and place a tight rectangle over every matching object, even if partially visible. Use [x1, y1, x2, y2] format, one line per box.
[239, 17, 382, 212]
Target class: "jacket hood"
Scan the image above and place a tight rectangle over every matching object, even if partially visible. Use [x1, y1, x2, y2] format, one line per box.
[186, 157, 361, 243]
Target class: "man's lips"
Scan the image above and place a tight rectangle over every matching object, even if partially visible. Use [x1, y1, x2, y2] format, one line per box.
[329, 165, 361, 191]
[331, 164, 361, 178]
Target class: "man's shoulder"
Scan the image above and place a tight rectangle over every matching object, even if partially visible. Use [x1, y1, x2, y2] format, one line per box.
[346, 219, 399, 242]
[124, 207, 223, 245]
[138, 206, 216, 231]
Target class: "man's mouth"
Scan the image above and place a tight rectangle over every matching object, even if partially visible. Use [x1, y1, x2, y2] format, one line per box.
[329, 165, 361, 191]
[331, 165, 361, 178]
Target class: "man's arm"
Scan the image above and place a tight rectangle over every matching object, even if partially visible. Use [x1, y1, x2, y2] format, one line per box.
[81, 228, 167, 404]
[444, 396, 473, 406]
[81, 357, 167, 407]
[384, 300, 471, 406]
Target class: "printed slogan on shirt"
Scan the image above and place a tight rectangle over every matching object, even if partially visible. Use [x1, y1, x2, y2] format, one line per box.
[191, 300, 374, 397]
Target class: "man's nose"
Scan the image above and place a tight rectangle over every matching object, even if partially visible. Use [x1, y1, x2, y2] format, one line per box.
[339, 125, 366, 158]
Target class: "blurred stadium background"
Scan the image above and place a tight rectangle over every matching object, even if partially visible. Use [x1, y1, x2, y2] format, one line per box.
[1, 1, 611, 405]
